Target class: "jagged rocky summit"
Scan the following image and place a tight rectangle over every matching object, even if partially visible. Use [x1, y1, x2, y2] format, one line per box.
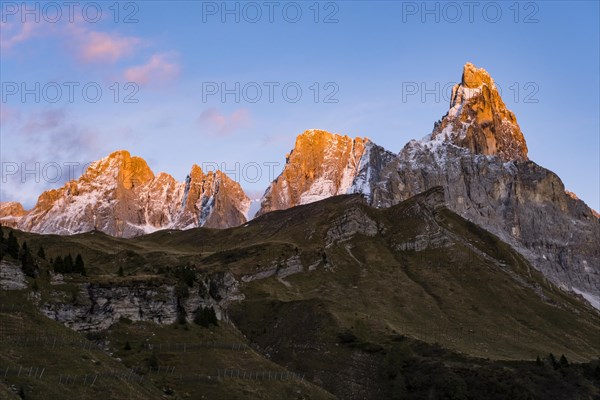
[257, 129, 395, 215]
[0, 150, 250, 238]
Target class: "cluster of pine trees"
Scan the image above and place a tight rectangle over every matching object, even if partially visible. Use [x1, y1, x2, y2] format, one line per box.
[0, 226, 19, 258]
[0, 226, 86, 276]
[539, 353, 571, 370]
[52, 254, 86, 275]
[0, 226, 37, 278]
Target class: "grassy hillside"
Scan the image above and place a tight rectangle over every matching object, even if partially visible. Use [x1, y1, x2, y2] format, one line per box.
[1, 188, 598, 399]
[0, 288, 335, 400]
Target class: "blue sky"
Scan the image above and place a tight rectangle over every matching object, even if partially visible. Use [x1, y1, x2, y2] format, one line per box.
[1, 0, 599, 210]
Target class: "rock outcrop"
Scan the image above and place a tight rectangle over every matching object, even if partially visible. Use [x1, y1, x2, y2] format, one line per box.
[0, 261, 28, 290]
[41, 271, 243, 332]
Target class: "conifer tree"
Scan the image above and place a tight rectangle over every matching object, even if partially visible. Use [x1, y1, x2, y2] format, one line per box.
[559, 354, 569, 368]
[75, 254, 86, 276]
[20, 241, 29, 264]
[19, 242, 36, 277]
[7, 231, 19, 259]
[64, 254, 74, 273]
[53, 256, 65, 273]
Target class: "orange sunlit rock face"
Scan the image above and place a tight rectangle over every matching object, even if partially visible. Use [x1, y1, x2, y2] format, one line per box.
[258, 129, 368, 215]
[0, 202, 27, 228]
[432, 62, 528, 162]
[82, 150, 154, 189]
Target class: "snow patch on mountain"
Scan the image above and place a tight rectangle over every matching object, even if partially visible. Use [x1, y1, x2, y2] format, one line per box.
[347, 141, 374, 199]
[300, 177, 339, 205]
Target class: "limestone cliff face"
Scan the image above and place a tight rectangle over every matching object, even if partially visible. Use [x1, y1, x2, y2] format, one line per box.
[258, 130, 395, 215]
[1, 151, 250, 237]
[432, 62, 528, 162]
[176, 166, 250, 229]
[0, 260, 28, 290]
[40, 272, 243, 332]
[202, 171, 250, 228]
[372, 143, 599, 305]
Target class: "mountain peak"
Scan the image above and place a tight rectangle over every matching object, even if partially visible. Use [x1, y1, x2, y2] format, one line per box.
[295, 129, 365, 146]
[107, 149, 132, 159]
[461, 62, 494, 88]
[83, 150, 154, 190]
[189, 164, 204, 179]
[257, 130, 396, 215]
[257, 130, 370, 215]
[0, 202, 26, 215]
[430, 63, 528, 162]
[0, 202, 27, 228]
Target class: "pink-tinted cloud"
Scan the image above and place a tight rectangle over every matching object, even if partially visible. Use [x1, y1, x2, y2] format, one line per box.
[0, 17, 140, 64]
[123, 53, 180, 85]
[78, 31, 140, 63]
[198, 108, 251, 135]
[0, 20, 40, 49]
[0, 105, 21, 127]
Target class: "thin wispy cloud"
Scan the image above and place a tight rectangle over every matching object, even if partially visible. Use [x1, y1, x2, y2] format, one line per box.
[78, 31, 141, 63]
[1, 17, 141, 65]
[1, 108, 105, 207]
[0, 20, 40, 49]
[0, 105, 21, 127]
[123, 53, 180, 85]
[198, 108, 251, 135]
[1, 17, 178, 97]
[10, 109, 102, 160]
